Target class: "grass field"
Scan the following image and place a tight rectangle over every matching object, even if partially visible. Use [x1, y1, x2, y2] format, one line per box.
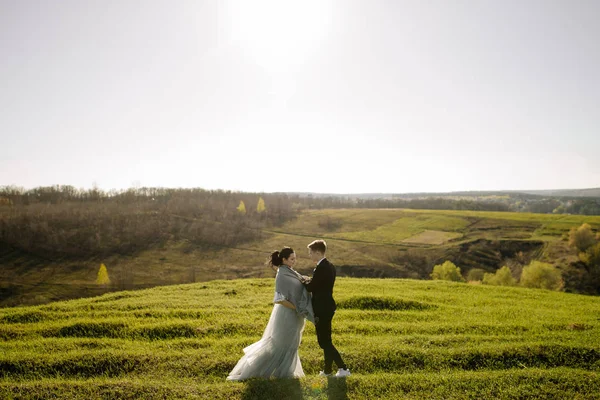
[1, 278, 600, 399]
[3, 208, 600, 307]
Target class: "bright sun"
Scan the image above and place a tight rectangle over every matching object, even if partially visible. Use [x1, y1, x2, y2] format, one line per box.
[225, 0, 333, 72]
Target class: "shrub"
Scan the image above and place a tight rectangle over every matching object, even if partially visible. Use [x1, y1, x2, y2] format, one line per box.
[568, 223, 597, 253]
[467, 268, 486, 282]
[579, 242, 600, 266]
[430, 261, 465, 282]
[580, 243, 600, 292]
[520, 261, 563, 291]
[482, 266, 517, 286]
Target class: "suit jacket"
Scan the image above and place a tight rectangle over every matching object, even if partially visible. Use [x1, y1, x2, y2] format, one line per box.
[303, 258, 336, 317]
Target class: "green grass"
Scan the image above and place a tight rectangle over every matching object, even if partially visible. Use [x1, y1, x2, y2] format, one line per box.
[2, 278, 600, 398]
[327, 213, 470, 244]
[405, 209, 600, 239]
[268, 208, 600, 246]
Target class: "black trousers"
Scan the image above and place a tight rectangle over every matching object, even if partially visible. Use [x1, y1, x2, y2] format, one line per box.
[315, 312, 346, 374]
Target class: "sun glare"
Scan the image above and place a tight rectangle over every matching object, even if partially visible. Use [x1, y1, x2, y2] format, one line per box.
[225, 0, 333, 71]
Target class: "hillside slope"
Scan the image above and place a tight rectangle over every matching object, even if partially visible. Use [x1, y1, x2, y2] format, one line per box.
[2, 208, 600, 307]
[1, 278, 599, 399]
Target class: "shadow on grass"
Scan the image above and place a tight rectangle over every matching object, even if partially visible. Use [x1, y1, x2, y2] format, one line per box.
[239, 377, 349, 400]
[327, 376, 349, 400]
[241, 378, 303, 400]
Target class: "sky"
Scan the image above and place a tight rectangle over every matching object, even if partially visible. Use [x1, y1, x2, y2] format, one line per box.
[1, 0, 599, 194]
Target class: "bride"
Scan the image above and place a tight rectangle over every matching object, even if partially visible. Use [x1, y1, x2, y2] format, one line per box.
[227, 247, 315, 381]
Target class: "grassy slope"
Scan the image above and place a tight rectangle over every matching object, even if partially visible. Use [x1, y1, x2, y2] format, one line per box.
[2, 209, 600, 307]
[1, 278, 600, 399]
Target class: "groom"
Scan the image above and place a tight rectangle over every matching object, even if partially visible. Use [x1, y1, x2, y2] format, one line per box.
[301, 240, 350, 378]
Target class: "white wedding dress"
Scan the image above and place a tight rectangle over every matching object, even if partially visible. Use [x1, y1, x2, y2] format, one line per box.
[227, 280, 307, 380]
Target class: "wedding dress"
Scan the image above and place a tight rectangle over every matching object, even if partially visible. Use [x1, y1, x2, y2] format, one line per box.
[226, 266, 313, 380]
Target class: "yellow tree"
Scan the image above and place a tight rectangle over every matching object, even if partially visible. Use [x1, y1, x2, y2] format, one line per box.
[96, 263, 110, 285]
[237, 200, 247, 214]
[257, 197, 266, 213]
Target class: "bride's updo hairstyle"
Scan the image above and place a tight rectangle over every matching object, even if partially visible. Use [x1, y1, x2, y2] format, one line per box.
[266, 247, 294, 271]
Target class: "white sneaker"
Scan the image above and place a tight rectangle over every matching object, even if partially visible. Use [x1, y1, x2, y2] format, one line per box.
[318, 370, 333, 377]
[334, 368, 351, 378]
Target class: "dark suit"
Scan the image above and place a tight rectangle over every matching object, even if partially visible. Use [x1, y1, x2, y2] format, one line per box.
[304, 258, 346, 374]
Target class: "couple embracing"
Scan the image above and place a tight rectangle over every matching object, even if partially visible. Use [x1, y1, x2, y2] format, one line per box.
[227, 240, 350, 380]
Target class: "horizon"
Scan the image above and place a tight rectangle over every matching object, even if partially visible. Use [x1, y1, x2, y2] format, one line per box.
[2, 1, 599, 193]
[2, 182, 599, 197]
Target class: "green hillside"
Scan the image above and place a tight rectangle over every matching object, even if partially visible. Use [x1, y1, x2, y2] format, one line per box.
[3, 208, 600, 307]
[1, 278, 599, 399]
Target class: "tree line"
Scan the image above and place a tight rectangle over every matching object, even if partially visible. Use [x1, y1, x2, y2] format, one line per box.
[0, 186, 296, 259]
[1, 185, 599, 261]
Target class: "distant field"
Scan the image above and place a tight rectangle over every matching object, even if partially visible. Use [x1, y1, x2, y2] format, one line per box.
[327, 212, 470, 244]
[1, 278, 599, 399]
[402, 230, 462, 244]
[275, 208, 600, 243]
[404, 209, 600, 238]
[2, 208, 600, 307]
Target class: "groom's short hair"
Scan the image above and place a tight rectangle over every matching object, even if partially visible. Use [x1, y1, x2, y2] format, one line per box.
[307, 240, 327, 254]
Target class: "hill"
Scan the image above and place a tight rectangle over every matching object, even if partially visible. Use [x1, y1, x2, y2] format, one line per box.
[289, 188, 600, 199]
[3, 208, 600, 307]
[1, 278, 599, 399]
[521, 188, 600, 198]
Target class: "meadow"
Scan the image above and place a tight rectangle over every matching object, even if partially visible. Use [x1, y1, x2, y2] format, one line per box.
[1, 278, 600, 399]
[3, 208, 600, 307]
